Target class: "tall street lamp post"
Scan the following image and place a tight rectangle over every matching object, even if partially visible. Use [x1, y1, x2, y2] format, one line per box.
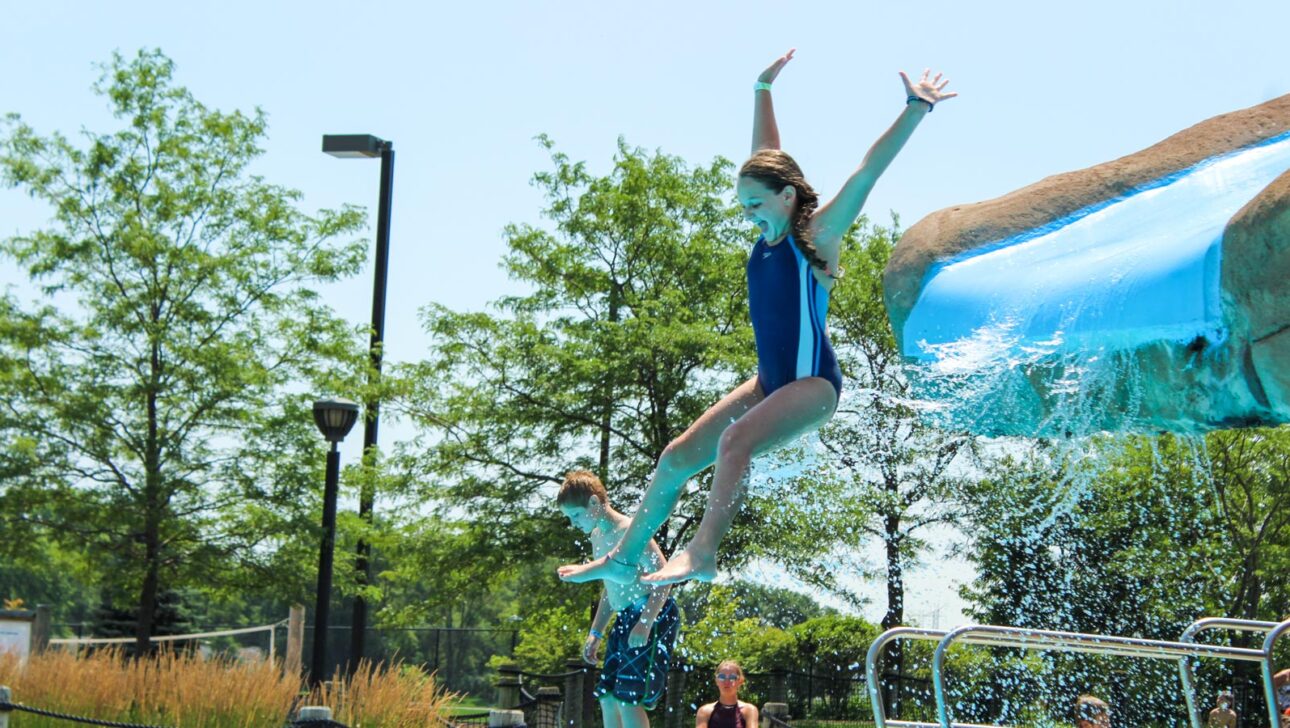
[322, 134, 394, 671]
[309, 398, 360, 685]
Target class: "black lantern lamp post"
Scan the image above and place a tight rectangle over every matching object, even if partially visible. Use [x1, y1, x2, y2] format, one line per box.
[309, 397, 360, 685]
[322, 133, 394, 672]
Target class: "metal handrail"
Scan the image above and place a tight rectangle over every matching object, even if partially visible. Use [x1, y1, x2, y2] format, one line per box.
[881, 723, 1002, 728]
[1177, 617, 1283, 728]
[867, 618, 1290, 728]
[863, 626, 1198, 728]
[1180, 617, 1283, 643]
[866, 628, 1016, 728]
[930, 624, 1271, 728]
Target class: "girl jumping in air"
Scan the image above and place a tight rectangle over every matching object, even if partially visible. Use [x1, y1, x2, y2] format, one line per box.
[559, 49, 956, 586]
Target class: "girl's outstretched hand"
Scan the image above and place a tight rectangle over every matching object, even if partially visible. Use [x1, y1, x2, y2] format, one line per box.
[900, 68, 958, 105]
[758, 48, 796, 84]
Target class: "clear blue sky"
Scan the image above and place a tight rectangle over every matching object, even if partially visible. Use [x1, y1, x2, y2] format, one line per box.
[3, 0, 1288, 622]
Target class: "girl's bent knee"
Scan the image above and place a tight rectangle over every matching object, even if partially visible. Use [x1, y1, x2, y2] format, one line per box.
[716, 425, 753, 464]
[659, 438, 701, 477]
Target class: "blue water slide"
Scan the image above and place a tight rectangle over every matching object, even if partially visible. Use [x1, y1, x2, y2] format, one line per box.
[903, 133, 1290, 363]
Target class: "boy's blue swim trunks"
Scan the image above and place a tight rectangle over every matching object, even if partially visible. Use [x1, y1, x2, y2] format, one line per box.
[594, 597, 680, 708]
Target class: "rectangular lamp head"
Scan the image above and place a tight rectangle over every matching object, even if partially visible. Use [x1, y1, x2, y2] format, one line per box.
[322, 134, 386, 158]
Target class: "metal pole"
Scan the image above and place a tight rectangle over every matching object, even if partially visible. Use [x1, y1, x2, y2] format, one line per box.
[1177, 654, 1204, 728]
[350, 141, 394, 672]
[1177, 617, 1282, 728]
[311, 443, 341, 685]
[807, 662, 814, 718]
[867, 628, 948, 728]
[1262, 620, 1290, 728]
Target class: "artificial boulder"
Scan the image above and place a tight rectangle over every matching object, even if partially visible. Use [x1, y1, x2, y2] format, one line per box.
[885, 94, 1290, 435]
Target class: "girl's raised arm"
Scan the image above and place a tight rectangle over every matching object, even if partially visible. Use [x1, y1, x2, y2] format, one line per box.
[810, 69, 957, 253]
[751, 48, 795, 154]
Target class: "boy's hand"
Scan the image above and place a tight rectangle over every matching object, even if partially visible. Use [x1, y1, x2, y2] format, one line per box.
[582, 634, 600, 664]
[628, 621, 651, 649]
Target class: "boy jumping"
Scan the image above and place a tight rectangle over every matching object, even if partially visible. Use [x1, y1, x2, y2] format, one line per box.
[557, 471, 680, 728]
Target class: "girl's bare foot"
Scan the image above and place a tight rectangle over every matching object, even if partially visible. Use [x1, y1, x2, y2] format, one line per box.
[557, 553, 639, 584]
[640, 548, 717, 585]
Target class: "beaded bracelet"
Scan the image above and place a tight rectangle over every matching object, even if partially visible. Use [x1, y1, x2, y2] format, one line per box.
[907, 95, 933, 112]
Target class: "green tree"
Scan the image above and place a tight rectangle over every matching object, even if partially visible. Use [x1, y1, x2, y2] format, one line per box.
[786, 614, 881, 718]
[680, 585, 796, 671]
[788, 613, 880, 672]
[503, 604, 589, 675]
[960, 428, 1290, 725]
[0, 539, 97, 626]
[675, 585, 796, 715]
[0, 49, 367, 652]
[377, 516, 525, 630]
[676, 579, 836, 631]
[812, 217, 974, 627]
[1204, 428, 1290, 623]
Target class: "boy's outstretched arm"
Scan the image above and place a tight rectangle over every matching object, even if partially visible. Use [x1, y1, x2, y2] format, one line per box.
[810, 69, 957, 253]
[627, 540, 673, 648]
[751, 49, 794, 154]
[583, 589, 612, 664]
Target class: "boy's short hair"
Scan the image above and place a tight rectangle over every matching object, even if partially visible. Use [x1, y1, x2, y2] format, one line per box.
[557, 470, 608, 506]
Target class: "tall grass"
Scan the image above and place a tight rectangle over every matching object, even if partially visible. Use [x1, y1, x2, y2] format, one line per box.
[0, 648, 454, 728]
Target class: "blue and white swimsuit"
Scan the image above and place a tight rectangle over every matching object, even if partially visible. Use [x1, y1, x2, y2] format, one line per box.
[746, 234, 843, 399]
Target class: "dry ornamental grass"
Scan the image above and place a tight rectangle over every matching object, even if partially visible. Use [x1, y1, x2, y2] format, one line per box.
[0, 648, 454, 728]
